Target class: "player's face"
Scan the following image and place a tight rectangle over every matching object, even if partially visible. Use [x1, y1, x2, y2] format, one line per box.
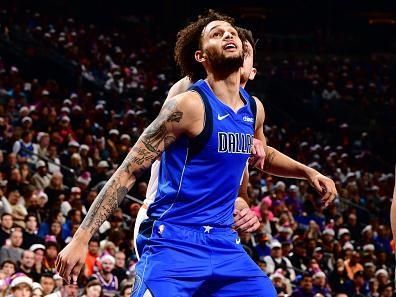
[196, 21, 244, 72]
[240, 41, 256, 86]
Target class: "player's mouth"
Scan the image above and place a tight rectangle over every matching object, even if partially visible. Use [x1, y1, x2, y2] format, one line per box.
[223, 42, 238, 51]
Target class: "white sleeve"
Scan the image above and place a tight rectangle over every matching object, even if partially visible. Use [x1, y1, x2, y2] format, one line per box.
[12, 141, 20, 154]
[285, 257, 296, 281]
[263, 256, 275, 275]
[144, 160, 161, 206]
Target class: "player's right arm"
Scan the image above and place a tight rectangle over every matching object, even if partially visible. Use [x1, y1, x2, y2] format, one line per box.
[55, 91, 203, 283]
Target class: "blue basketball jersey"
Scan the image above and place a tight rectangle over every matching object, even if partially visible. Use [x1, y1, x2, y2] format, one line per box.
[147, 80, 256, 227]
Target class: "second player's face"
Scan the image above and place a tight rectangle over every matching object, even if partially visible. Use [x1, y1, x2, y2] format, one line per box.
[240, 41, 256, 85]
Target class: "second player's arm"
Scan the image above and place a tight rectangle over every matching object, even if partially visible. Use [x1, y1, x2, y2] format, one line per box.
[253, 97, 337, 204]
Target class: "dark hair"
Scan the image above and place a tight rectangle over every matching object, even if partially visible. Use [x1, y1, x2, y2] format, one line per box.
[174, 10, 235, 82]
[236, 27, 256, 57]
[1, 212, 12, 220]
[40, 272, 54, 279]
[0, 259, 17, 269]
[83, 279, 102, 296]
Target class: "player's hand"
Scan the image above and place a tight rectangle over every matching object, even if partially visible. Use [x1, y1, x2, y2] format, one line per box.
[307, 170, 338, 207]
[233, 208, 260, 233]
[55, 238, 87, 284]
[249, 138, 265, 170]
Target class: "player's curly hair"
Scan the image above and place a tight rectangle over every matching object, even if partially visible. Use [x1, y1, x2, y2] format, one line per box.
[174, 10, 237, 82]
[237, 27, 256, 58]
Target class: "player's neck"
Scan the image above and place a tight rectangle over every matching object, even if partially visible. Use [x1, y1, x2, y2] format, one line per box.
[206, 71, 241, 109]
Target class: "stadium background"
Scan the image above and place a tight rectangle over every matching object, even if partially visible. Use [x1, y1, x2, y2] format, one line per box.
[0, 0, 395, 296]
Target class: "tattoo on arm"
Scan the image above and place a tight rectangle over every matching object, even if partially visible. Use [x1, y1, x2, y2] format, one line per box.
[80, 99, 183, 236]
[264, 151, 276, 171]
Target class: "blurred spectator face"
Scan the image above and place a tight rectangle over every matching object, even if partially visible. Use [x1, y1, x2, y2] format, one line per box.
[26, 215, 38, 232]
[38, 165, 48, 176]
[50, 222, 61, 236]
[88, 240, 99, 255]
[63, 284, 79, 297]
[8, 190, 20, 205]
[86, 190, 98, 205]
[71, 210, 82, 224]
[34, 249, 45, 264]
[40, 276, 54, 295]
[348, 214, 357, 226]
[137, 182, 147, 197]
[350, 251, 360, 265]
[86, 284, 102, 297]
[123, 286, 132, 297]
[271, 246, 282, 258]
[10, 169, 22, 183]
[8, 153, 17, 166]
[313, 275, 326, 287]
[301, 275, 313, 292]
[32, 288, 44, 297]
[129, 203, 140, 218]
[1, 214, 13, 230]
[21, 250, 35, 269]
[46, 245, 58, 260]
[376, 271, 389, 286]
[381, 285, 393, 297]
[101, 258, 115, 273]
[2, 261, 16, 276]
[11, 283, 32, 297]
[48, 145, 58, 158]
[51, 173, 63, 188]
[10, 229, 23, 247]
[354, 273, 365, 287]
[115, 251, 125, 268]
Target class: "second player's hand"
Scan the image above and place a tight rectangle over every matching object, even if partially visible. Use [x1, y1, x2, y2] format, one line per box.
[55, 238, 88, 284]
[233, 208, 260, 233]
[307, 171, 338, 207]
[249, 138, 265, 170]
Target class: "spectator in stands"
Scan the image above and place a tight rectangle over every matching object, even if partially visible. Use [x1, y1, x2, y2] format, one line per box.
[31, 282, 44, 297]
[39, 272, 55, 296]
[22, 214, 44, 249]
[94, 254, 118, 297]
[9, 274, 33, 297]
[112, 251, 127, 284]
[292, 272, 315, 297]
[29, 244, 46, 278]
[84, 238, 100, 277]
[0, 212, 13, 245]
[43, 241, 59, 273]
[17, 250, 40, 281]
[0, 229, 24, 263]
[264, 241, 296, 281]
[31, 161, 51, 190]
[81, 279, 102, 297]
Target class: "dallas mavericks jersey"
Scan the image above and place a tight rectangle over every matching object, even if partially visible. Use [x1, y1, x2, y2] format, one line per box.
[147, 80, 256, 227]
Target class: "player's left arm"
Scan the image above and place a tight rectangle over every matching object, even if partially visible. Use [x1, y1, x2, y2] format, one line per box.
[253, 96, 338, 207]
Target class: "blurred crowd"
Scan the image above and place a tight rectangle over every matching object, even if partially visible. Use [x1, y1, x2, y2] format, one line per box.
[0, 5, 395, 297]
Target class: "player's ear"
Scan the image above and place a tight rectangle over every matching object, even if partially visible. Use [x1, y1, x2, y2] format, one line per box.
[195, 50, 207, 63]
[249, 67, 257, 80]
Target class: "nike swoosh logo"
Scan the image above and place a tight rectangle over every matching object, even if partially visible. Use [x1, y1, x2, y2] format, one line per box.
[218, 114, 230, 120]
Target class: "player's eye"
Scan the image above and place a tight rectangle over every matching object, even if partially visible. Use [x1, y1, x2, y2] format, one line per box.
[213, 32, 221, 38]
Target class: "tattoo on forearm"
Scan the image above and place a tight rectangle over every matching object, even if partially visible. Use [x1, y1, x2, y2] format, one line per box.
[264, 151, 276, 170]
[81, 99, 183, 236]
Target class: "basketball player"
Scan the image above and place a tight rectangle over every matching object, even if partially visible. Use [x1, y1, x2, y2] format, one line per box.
[132, 28, 262, 259]
[56, 11, 337, 296]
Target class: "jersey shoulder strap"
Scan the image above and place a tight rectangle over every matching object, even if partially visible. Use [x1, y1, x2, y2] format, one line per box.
[187, 84, 213, 159]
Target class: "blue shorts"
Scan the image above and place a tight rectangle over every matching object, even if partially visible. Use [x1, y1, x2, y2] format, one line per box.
[132, 220, 276, 297]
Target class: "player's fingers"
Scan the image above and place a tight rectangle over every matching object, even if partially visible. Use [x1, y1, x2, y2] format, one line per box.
[246, 220, 261, 233]
[238, 216, 258, 232]
[312, 178, 323, 194]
